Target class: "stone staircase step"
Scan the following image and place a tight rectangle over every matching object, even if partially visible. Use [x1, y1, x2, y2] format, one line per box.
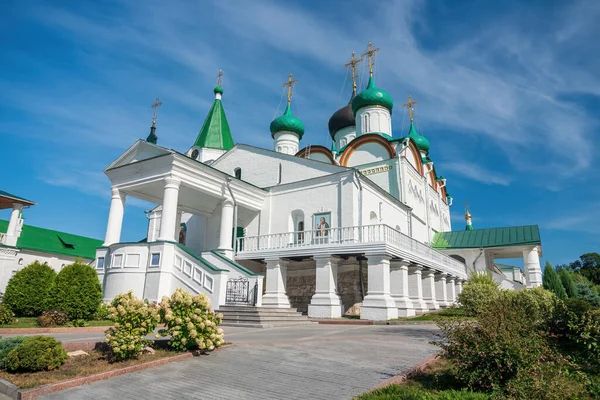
[221, 316, 309, 322]
[217, 305, 312, 328]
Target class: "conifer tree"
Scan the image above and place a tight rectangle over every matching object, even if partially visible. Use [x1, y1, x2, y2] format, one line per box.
[543, 261, 567, 300]
[559, 268, 578, 298]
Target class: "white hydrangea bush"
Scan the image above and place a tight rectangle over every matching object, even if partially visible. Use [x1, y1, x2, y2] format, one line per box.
[157, 288, 224, 351]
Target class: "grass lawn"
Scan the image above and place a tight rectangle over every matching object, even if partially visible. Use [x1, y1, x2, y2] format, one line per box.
[0, 318, 113, 329]
[356, 358, 487, 400]
[0, 349, 180, 389]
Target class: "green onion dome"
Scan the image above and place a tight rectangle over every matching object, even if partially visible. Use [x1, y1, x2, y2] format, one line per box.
[351, 76, 394, 114]
[270, 104, 305, 138]
[408, 123, 430, 154]
[214, 85, 224, 94]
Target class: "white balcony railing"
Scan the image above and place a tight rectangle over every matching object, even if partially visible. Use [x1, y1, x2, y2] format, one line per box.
[236, 224, 467, 279]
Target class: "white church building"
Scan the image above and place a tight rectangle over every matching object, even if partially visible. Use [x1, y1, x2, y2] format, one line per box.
[95, 44, 543, 321]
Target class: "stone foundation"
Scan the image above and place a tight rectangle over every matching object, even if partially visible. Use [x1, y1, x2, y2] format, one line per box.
[238, 257, 367, 316]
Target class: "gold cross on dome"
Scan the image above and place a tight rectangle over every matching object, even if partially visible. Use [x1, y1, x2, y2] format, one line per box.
[151, 98, 162, 126]
[345, 51, 363, 95]
[282, 73, 298, 105]
[361, 41, 380, 76]
[217, 69, 223, 86]
[402, 94, 418, 124]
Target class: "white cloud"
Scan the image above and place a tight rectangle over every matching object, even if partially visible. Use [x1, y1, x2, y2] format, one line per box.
[437, 161, 512, 186]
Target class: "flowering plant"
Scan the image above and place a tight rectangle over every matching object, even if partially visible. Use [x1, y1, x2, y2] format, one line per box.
[157, 288, 224, 351]
[105, 291, 160, 361]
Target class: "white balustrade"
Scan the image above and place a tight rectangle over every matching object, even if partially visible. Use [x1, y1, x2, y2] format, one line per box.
[236, 224, 467, 278]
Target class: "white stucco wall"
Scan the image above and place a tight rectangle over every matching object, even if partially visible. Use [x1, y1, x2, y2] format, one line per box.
[355, 106, 392, 137]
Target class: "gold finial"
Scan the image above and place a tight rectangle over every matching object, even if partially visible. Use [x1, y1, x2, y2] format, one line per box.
[151, 98, 162, 126]
[361, 41, 380, 76]
[465, 201, 471, 219]
[282, 73, 298, 105]
[345, 51, 363, 95]
[402, 94, 419, 124]
[217, 69, 223, 87]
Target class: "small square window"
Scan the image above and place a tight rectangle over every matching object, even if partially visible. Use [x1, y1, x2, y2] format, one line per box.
[193, 268, 203, 284]
[150, 253, 161, 267]
[97, 257, 105, 270]
[204, 275, 214, 292]
[183, 261, 192, 276]
[113, 254, 123, 268]
[175, 256, 182, 270]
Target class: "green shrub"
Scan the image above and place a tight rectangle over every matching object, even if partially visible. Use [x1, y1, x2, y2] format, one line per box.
[3, 261, 56, 317]
[37, 310, 69, 327]
[543, 262, 567, 300]
[570, 309, 600, 364]
[0, 337, 26, 369]
[456, 273, 500, 317]
[105, 291, 160, 361]
[68, 319, 89, 327]
[158, 288, 224, 351]
[434, 288, 569, 395]
[48, 262, 102, 320]
[0, 303, 15, 325]
[93, 302, 111, 320]
[7, 336, 67, 372]
[559, 269, 578, 298]
[357, 383, 489, 399]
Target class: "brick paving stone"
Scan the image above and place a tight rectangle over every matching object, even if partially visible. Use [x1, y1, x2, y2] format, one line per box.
[41, 325, 438, 400]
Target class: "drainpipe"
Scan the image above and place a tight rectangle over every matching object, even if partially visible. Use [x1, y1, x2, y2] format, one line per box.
[354, 171, 363, 227]
[226, 178, 238, 254]
[472, 248, 484, 275]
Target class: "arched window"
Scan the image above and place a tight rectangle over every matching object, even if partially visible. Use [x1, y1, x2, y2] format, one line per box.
[297, 221, 304, 243]
[234, 168, 242, 179]
[290, 210, 305, 244]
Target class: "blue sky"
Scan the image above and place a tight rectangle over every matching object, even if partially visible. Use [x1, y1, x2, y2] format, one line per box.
[1, 0, 598, 266]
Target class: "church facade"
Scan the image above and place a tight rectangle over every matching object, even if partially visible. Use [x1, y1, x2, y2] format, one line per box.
[96, 44, 543, 320]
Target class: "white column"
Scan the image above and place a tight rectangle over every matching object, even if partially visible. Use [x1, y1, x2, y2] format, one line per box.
[103, 188, 126, 246]
[456, 279, 463, 296]
[262, 259, 291, 308]
[390, 260, 415, 317]
[422, 268, 440, 310]
[361, 255, 398, 321]
[435, 273, 449, 308]
[218, 199, 234, 258]
[446, 277, 457, 304]
[408, 265, 428, 315]
[308, 256, 342, 318]
[523, 247, 542, 288]
[157, 177, 181, 242]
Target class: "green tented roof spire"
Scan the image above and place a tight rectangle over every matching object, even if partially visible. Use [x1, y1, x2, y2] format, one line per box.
[193, 72, 234, 151]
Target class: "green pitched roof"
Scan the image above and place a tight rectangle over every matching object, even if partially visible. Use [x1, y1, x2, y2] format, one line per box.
[0, 220, 102, 259]
[432, 225, 541, 250]
[193, 88, 234, 150]
[408, 123, 430, 153]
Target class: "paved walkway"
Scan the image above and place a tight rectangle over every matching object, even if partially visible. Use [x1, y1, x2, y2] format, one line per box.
[40, 324, 439, 400]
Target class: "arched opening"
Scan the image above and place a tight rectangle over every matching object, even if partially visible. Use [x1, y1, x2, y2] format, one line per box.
[234, 168, 242, 179]
[290, 210, 305, 244]
[369, 211, 378, 224]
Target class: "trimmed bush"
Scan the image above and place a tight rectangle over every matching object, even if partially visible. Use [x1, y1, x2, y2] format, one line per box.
[48, 261, 102, 320]
[3, 261, 56, 317]
[105, 291, 160, 361]
[0, 337, 26, 369]
[0, 303, 15, 325]
[559, 269, 578, 298]
[543, 262, 567, 300]
[457, 272, 500, 317]
[7, 336, 67, 372]
[37, 310, 69, 327]
[158, 288, 224, 351]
